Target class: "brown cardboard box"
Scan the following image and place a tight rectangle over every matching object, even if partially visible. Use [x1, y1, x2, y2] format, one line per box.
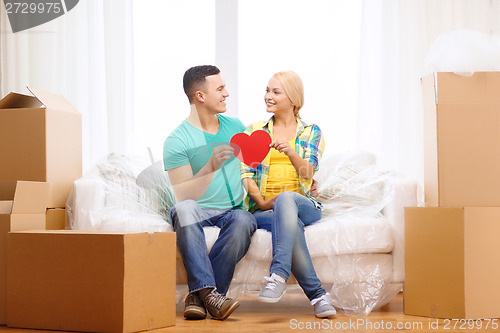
[405, 207, 500, 319]
[7, 230, 176, 332]
[422, 72, 500, 207]
[0, 87, 82, 208]
[0, 181, 48, 325]
[45, 208, 66, 230]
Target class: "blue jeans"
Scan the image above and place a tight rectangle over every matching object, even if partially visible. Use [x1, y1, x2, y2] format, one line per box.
[253, 191, 326, 301]
[170, 199, 257, 295]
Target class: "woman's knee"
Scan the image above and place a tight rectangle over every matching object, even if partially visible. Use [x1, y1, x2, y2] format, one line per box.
[274, 191, 302, 213]
[275, 191, 299, 205]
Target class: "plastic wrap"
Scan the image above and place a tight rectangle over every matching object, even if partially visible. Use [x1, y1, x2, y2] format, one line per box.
[68, 152, 418, 316]
[228, 152, 417, 316]
[314, 152, 395, 218]
[66, 153, 176, 232]
[425, 29, 500, 75]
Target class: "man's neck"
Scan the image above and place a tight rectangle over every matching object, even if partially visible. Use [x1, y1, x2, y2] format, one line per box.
[186, 104, 220, 135]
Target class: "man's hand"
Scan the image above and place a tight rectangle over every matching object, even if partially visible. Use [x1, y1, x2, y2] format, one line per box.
[258, 197, 277, 211]
[310, 179, 319, 198]
[209, 145, 234, 171]
[167, 144, 234, 202]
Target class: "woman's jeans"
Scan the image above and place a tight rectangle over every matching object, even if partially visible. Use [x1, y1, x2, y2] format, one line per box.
[170, 199, 257, 295]
[253, 191, 326, 301]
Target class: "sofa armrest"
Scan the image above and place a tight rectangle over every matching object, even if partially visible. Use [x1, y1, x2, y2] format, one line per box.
[382, 177, 422, 282]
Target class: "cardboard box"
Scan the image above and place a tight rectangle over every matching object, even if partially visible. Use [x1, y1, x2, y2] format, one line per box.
[0, 87, 82, 208]
[46, 208, 66, 230]
[405, 207, 500, 319]
[7, 230, 176, 332]
[0, 181, 48, 325]
[422, 72, 500, 207]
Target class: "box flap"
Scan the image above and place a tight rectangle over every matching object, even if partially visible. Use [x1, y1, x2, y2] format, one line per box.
[0, 183, 17, 200]
[11, 181, 49, 214]
[434, 72, 500, 104]
[0, 201, 13, 214]
[27, 87, 79, 114]
[0, 92, 42, 109]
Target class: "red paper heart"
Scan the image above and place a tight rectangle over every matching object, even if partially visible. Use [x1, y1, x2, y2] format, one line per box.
[230, 130, 272, 168]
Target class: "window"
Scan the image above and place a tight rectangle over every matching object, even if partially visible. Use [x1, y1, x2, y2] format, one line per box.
[133, 0, 215, 160]
[238, 0, 362, 154]
[133, 0, 362, 159]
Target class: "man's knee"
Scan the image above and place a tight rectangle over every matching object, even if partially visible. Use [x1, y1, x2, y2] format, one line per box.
[170, 199, 202, 229]
[230, 210, 257, 235]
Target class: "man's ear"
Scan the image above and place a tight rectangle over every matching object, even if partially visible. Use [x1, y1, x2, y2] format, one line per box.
[195, 91, 204, 103]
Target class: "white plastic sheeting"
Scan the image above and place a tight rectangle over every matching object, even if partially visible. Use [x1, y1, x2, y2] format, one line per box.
[426, 29, 500, 75]
[66, 153, 175, 232]
[67, 151, 419, 316]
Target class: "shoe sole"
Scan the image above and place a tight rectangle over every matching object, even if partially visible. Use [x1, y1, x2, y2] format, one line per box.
[184, 307, 207, 320]
[257, 290, 286, 303]
[315, 310, 337, 318]
[212, 300, 240, 321]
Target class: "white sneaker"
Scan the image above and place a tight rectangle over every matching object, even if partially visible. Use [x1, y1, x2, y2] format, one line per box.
[311, 293, 336, 318]
[258, 273, 287, 303]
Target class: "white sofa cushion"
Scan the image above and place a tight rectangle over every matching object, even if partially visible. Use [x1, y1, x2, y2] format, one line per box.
[203, 213, 394, 262]
[305, 215, 394, 257]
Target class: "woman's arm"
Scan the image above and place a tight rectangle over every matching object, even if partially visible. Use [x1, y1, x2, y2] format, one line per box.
[242, 177, 276, 210]
[271, 123, 325, 180]
[269, 139, 314, 180]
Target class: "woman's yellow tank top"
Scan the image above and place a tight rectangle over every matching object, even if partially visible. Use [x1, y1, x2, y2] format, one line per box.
[264, 139, 303, 201]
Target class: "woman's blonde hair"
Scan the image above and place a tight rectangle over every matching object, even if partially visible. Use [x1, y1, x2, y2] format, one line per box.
[273, 71, 304, 117]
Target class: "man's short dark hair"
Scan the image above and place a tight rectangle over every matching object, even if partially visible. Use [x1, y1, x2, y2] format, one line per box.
[183, 65, 221, 103]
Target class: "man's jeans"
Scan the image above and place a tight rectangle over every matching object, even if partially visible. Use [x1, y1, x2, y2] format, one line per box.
[170, 199, 257, 295]
[253, 191, 326, 301]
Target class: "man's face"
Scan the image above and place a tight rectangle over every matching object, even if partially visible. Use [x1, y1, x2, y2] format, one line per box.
[201, 74, 229, 114]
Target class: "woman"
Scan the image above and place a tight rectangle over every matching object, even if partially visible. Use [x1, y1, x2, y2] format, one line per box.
[241, 71, 336, 318]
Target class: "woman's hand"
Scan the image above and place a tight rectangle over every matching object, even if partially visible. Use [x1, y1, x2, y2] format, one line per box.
[310, 179, 319, 198]
[258, 197, 277, 211]
[270, 139, 295, 157]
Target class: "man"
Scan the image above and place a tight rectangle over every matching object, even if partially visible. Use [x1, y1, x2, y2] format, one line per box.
[163, 65, 257, 321]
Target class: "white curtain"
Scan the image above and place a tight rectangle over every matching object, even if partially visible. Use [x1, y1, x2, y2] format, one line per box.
[0, 0, 134, 173]
[358, 0, 500, 184]
[3, 0, 500, 180]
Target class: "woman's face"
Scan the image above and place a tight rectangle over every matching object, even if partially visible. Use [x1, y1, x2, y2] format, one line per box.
[264, 76, 294, 115]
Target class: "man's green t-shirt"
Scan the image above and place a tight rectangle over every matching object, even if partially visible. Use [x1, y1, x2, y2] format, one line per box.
[163, 114, 245, 210]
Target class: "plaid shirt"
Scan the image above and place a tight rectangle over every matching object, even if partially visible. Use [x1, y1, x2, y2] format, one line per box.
[241, 116, 325, 212]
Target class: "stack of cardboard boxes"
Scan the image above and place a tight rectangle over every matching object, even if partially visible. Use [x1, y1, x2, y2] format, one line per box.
[405, 72, 500, 319]
[0, 87, 82, 228]
[0, 87, 82, 326]
[0, 181, 49, 325]
[0, 88, 176, 331]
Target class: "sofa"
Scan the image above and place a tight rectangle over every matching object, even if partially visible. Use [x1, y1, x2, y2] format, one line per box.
[67, 152, 420, 316]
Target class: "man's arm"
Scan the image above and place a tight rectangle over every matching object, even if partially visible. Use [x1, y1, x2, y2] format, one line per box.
[167, 145, 234, 202]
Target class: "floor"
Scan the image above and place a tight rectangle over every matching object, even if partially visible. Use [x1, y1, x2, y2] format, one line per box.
[1, 288, 498, 333]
